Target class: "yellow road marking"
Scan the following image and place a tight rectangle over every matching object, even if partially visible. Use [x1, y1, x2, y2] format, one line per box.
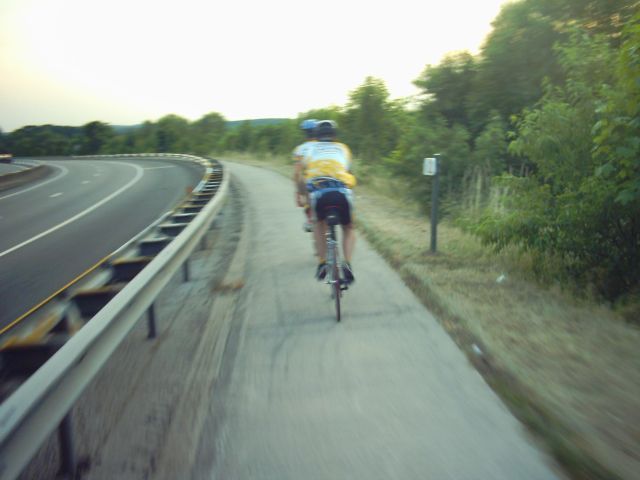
[0, 254, 111, 336]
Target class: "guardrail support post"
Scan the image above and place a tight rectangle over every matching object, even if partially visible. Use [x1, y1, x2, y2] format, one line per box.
[147, 304, 157, 339]
[183, 260, 190, 282]
[58, 412, 76, 478]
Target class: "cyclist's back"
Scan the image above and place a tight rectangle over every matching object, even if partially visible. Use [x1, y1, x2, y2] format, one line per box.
[303, 140, 355, 189]
[293, 139, 317, 160]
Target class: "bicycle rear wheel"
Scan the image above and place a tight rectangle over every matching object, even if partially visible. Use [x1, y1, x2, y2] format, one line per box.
[327, 222, 341, 322]
[333, 262, 341, 322]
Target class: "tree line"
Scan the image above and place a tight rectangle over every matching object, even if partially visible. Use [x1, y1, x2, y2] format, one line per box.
[1, 0, 638, 300]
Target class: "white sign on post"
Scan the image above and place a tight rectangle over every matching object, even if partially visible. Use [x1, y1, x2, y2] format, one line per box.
[423, 157, 437, 176]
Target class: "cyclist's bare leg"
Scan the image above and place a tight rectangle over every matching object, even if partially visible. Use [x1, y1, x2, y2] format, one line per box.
[314, 220, 327, 261]
[341, 223, 356, 262]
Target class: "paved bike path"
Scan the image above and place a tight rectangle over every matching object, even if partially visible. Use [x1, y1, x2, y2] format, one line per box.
[184, 161, 562, 479]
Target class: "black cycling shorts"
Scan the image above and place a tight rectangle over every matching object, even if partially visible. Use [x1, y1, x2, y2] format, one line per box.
[313, 190, 352, 225]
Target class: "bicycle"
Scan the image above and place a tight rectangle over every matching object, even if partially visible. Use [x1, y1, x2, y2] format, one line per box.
[324, 208, 348, 322]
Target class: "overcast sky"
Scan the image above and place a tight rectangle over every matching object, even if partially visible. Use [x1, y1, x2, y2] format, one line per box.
[0, 0, 511, 132]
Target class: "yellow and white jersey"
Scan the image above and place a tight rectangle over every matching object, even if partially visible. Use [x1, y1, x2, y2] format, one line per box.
[292, 140, 317, 162]
[303, 141, 356, 188]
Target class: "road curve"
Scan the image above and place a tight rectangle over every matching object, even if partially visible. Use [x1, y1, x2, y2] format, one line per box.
[0, 156, 203, 328]
[185, 162, 562, 479]
[0, 163, 28, 175]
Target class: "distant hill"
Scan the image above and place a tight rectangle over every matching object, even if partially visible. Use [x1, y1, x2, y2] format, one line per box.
[110, 118, 290, 133]
[111, 124, 141, 134]
[6, 118, 292, 135]
[226, 118, 289, 129]
[8, 125, 83, 136]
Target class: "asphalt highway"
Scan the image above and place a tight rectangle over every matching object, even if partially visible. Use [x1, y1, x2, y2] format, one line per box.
[0, 156, 204, 328]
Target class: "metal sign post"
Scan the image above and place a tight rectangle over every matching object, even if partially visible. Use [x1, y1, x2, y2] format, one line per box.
[423, 154, 440, 253]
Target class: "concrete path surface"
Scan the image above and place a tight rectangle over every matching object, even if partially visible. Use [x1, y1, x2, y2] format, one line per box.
[168, 162, 562, 479]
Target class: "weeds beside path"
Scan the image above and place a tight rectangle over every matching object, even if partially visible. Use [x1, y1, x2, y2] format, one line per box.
[220, 153, 640, 480]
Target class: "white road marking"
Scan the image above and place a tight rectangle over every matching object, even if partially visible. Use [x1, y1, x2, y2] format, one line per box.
[49, 192, 63, 198]
[82, 181, 90, 184]
[0, 164, 69, 201]
[0, 162, 145, 259]
[144, 166, 176, 170]
[93, 173, 101, 177]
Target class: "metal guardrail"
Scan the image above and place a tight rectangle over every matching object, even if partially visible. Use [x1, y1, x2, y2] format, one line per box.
[0, 154, 229, 479]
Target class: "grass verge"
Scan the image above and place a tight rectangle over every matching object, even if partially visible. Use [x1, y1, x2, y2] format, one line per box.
[219, 152, 639, 480]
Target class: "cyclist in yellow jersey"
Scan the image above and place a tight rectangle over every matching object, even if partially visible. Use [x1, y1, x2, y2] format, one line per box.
[292, 119, 317, 232]
[302, 120, 356, 283]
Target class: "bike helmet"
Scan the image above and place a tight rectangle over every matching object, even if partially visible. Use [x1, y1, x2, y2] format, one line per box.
[315, 120, 337, 141]
[300, 119, 317, 131]
[300, 118, 317, 139]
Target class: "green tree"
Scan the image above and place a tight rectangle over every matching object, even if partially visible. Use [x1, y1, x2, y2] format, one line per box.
[132, 121, 158, 152]
[251, 121, 300, 156]
[387, 113, 471, 213]
[192, 112, 226, 155]
[472, 111, 508, 177]
[8, 125, 74, 156]
[0, 128, 8, 153]
[274, 120, 299, 156]
[102, 135, 128, 154]
[414, 51, 476, 129]
[341, 77, 399, 164]
[592, 12, 640, 207]
[235, 120, 254, 151]
[221, 120, 254, 152]
[468, 1, 563, 130]
[155, 114, 191, 152]
[473, 26, 639, 298]
[80, 121, 114, 154]
[536, 0, 638, 36]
